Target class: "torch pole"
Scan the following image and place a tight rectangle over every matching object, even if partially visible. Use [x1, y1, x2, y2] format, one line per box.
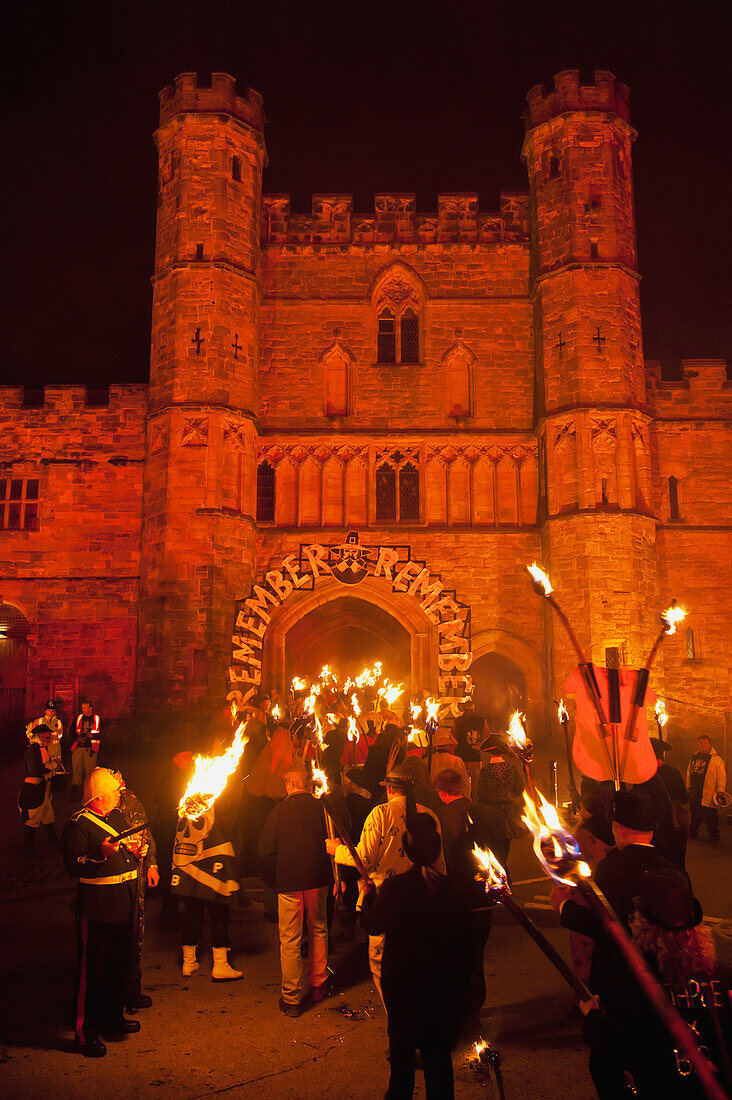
[538, 588, 619, 786]
[321, 792, 374, 885]
[576, 878, 730, 1100]
[557, 710, 581, 810]
[493, 888, 596, 1007]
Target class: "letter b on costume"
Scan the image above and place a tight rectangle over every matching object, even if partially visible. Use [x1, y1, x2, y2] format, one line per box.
[171, 873, 180, 887]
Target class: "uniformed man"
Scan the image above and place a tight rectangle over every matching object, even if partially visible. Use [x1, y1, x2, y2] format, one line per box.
[70, 700, 101, 800]
[62, 767, 141, 1057]
[27, 700, 64, 769]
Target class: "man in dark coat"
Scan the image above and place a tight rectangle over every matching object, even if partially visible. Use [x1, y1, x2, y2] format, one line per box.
[434, 767, 496, 1039]
[258, 764, 333, 1016]
[362, 811, 467, 1100]
[636, 738, 690, 868]
[553, 789, 679, 1099]
[62, 767, 141, 1057]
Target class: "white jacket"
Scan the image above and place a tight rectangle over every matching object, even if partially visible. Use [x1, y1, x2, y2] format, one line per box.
[687, 748, 727, 808]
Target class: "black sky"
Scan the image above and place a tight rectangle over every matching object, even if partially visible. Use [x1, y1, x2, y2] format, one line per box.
[4, 0, 731, 388]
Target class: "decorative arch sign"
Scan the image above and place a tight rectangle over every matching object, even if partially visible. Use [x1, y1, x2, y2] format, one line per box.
[229, 532, 472, 718]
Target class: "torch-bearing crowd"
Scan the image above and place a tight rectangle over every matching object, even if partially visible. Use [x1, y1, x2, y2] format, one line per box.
[18, 657, 732, 1099]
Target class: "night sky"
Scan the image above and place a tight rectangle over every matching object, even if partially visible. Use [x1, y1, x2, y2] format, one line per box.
[5, 0, 731, 388]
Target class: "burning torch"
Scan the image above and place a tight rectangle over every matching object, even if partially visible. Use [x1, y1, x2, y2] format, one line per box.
[522, 787, 728, 1100]
[472, 843, 597, 1010]
[556, 698, 580, 811]
[506, 711, 535, 797]
[618, 602, 685, 781]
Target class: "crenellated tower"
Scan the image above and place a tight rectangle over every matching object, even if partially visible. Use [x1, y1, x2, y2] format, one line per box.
[523, 70, 659, 696]
[137, 72, 266, 716]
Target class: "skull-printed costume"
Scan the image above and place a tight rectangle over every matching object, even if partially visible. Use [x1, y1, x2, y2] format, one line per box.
[171, 807, 239, 902]
[171, 805, 243, 981]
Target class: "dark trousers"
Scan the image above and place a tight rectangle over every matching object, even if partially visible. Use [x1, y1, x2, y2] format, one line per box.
[74, 916, 131, 1043]
[386, 1036, 455, 1100]
[462, 908, 494, 1031]
[690, 801, 719, 840]
[124, 876, 146, 1001]
[181, 896, 229, 948]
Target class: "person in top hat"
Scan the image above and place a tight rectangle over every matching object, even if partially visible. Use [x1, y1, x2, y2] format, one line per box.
[18, 721, 60, 854]
[62, 767, 141, 1057]
[362, 812, 466, 1099]
[624, 870, 732, 1097]
[638, 738, 690, 868]
[326, 763, 445, 1007]
[552, 790, 680, 1099]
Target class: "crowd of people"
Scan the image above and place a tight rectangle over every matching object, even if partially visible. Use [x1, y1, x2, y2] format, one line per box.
[14, 691, 732, 1098]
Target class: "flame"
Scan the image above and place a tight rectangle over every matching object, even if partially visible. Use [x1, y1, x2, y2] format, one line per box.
[319, 665, 331, 682]
[473, 844, 509, 892]
[410, 702, 422, 722]
[557, 699, 569, 724]
[522, 790, 590, 885]
[507, 710, 528, 750]
[655, 698, 668, 727]
[350, 693, 360, 716]
[378, 681, 403, 707]
[311, 765, 329, 797]
[661, 605, 685, 635]
[425, 697, 440, 725]
[347, 715, 359, 742]
[355, 661, 382, 688]
[272, 703, 282, 721]
[230, 699, 238, 722]
[291, 676, 306, 692]
[327, 712, 338, 725]
[179, 724, 248, 819]
[314, 717, 324, 745]
[303, 685, 321, 715]
[474, 1039, 488, 1060]
[527, 562, 553, 596]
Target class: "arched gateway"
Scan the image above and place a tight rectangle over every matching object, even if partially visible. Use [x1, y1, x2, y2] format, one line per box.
[229, 533, 472, 716]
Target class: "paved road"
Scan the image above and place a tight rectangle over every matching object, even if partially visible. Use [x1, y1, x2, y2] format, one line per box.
[1, 756, 730, 1099]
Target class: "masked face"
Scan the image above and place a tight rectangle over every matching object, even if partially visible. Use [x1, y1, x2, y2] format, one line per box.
[173, 808, 216, 865]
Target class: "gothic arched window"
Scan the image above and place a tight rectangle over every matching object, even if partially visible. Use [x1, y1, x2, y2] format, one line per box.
[375, 457, 420, 522]
[375, 463, 397, 521]
[377, 309, 397, 364]
[400, 309, 420, 364]
[256, 461, 276, 523]
[399, 462, 420, 520]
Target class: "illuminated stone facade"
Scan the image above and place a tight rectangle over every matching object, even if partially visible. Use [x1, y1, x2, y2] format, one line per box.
[0, 70, 729, 751]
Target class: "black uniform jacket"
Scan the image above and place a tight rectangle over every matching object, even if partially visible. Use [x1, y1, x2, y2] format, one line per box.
[258, 791, 333, 894]
[62, 807, 138, 923]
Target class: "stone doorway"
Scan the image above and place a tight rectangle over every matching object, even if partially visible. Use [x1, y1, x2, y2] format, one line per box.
[471, 651, 527, 736]
[0, 602, 29, 747]
[284, 595, 411, 690]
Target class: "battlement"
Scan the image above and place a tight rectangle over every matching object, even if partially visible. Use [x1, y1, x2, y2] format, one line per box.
[159, 72, 265, 132]
[0, 384, 149, 413]
[524, 69, 630, 130]
[261, 191, 528, 247]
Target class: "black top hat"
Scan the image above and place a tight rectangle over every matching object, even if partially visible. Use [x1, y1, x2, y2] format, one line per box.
[650, 737, 671, 757]
[379, 763, 414, 789]
[402, 813, 442, 868]
[633, 868, 703, 930]
[44, 699, 57, 710]
[611, 790, 657, 832]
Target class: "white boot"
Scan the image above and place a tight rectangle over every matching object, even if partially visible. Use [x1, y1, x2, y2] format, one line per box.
[181, 945, 199, 977]
[212, 946, 242, 982]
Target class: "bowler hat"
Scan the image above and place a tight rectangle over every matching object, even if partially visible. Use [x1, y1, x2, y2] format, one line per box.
[633, 868, 703, 930]
[650, 737, 671, 757]
[611, 790, 656, 832]
[380, 763, 414, 789]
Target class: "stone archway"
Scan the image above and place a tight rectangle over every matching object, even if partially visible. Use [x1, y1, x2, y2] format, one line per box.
[282, 595, 412, 690]
[229, 534, 472, 717]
